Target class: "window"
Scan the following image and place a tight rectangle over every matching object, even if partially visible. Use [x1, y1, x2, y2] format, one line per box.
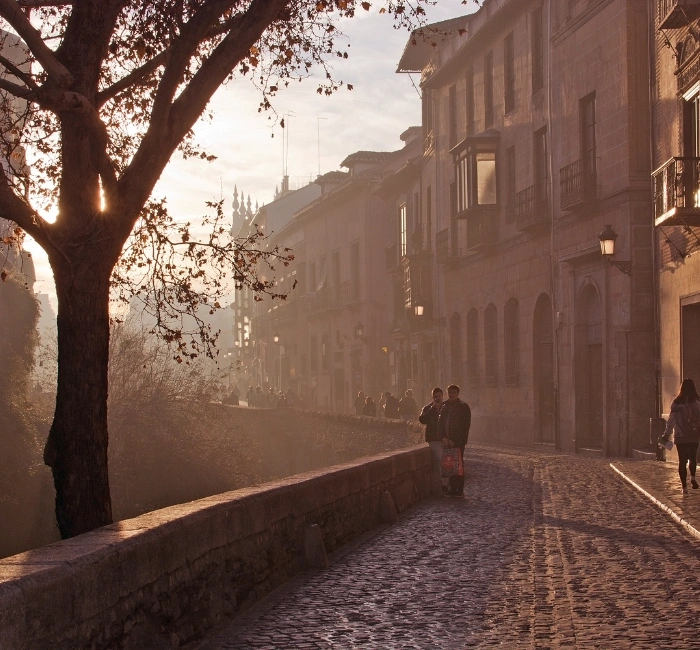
[321, 333, 329, 371]
[465, 69, 474, 136]
[504, 298, 519, 386]
[449, 84, 458, 147]
[454, 133, 499, 217]
[350, 241, 360, 301]
[505, 146, 516, 223]
[532, 6, 544, 93]
[297, 262, 306, 295]
[534, 127, 548, 207]
[426, 185, 433, 249]
[484, 51, 494, 127]
[466, 308, 479, 388]
[404, 264, 411, 310]
[422, 89, 434, 142]
[484, 304, 497, 387]
[399, 203, 407, 257]
[685, 92, 700, 157]
[332, 250, 340, 293]
[504, 32, 515, 113]
[309, 261, 316, 292]
[581, 93, 596, 182]
[310, 334, 318, 371]
[450, 312, 463, 382]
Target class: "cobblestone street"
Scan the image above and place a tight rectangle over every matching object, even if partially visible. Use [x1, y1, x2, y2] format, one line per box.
[198, 446, 700, 649]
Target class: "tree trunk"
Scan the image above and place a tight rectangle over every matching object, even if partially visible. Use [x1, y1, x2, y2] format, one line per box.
[44, 257, 113, 539]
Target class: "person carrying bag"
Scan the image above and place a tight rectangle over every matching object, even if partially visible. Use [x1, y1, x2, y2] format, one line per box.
[662, 378, 700, 495]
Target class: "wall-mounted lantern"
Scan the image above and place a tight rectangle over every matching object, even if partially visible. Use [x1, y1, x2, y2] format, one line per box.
[598, 224, 631, 275]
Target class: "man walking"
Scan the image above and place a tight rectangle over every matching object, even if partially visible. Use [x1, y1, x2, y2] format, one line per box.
[384, 391, 400, 419]
[399, 389, 418, 421]
[419, 387, 444, 493]
[437, 384, 472, 497]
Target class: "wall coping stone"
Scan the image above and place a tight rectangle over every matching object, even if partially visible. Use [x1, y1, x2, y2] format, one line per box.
[0, 443, 432, 650]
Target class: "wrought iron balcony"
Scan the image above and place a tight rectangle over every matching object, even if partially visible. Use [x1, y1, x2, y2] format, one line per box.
[339, 280, 360, 306]
[465, 209, 498, 251]
[652, 157, 700, 226]
[410, 224, 431, 255]
[436, 228, 462, 264]
[515, 185, 549, 231]
[560, 158, 597, 211]
[658, 0, 700, 29]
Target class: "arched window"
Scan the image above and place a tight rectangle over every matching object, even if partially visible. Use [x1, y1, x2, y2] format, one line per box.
[484, 304, 498, 387]
[450, 312, 463, 382]
[504, 298, 519, 386]
[466, 308, 479, 388]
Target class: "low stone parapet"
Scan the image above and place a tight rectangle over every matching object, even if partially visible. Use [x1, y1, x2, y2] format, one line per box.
[0, 443, 432, 649]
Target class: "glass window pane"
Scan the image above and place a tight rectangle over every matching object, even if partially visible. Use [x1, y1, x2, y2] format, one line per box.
[476, 152, 497, 205]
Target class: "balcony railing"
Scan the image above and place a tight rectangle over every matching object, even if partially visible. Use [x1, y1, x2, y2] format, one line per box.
[652, 157, 700, 226]
[410, 224, 431, 255]
[435, 228, 462, 263]
[466, 209, 498, 251]
[269, 299, 298, 323]
[516, 184, 550, 231]
[339, 280, 360, 306]
[658, 0, 700, 29]
[560, 158, 596, 211]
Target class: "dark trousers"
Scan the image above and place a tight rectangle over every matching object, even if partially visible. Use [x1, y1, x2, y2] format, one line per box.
[677, 442, 699, 485]
[449, 445, 466, 494]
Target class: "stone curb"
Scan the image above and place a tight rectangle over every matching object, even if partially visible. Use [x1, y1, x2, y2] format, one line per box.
[609, 463, 700, 542]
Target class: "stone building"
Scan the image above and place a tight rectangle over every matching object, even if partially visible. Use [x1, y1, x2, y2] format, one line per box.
[395, 0, 655, 455]
[653, 0, 700, 418]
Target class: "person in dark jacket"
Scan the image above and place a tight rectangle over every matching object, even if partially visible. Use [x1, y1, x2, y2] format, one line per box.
[438, 384, 472, 496]
[663, 378, 700, 494]
[354, 391, 366, 415]
[399, 389, 418, 421]
[363, 395, 377, 417]
[384, 392, 400, 419]
[419, 387, 444, 490]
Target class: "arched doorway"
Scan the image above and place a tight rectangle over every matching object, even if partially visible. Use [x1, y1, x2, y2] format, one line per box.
[533, 294, 555, 443]
[576, 284, 603, 449]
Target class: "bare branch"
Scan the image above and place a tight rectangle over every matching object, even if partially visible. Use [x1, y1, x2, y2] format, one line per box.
[0, 53, 38, 90]
[0, 76, 35, 100]
[0, 0, 73, 87]
[18, 0, 72, 6]
[98, 47, 171, 108]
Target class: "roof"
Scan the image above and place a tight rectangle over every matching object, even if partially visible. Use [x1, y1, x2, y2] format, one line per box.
[315, 171, 349, 184]
[340, 150, 396, 169]
[373, 158, 422, 199]
[400, 126, 422, 143]
[396, 16, 472, 73]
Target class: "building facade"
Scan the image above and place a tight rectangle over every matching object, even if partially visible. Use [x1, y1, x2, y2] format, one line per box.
[653, 0, 700, 419]
[394, 0, 655, 454]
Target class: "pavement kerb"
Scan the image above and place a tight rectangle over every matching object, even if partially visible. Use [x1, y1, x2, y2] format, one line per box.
[610, 463, 700, 542]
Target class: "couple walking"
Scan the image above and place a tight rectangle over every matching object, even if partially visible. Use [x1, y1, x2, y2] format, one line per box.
[419, 384, 471, 497]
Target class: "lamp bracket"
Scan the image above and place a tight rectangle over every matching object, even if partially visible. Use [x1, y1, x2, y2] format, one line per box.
[608, 259, 631, 276]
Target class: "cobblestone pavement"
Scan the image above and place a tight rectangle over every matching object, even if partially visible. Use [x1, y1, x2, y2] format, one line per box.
[198, 446, 700, 649]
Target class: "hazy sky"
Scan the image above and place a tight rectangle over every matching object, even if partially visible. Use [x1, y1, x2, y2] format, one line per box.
[25, 1, 475, 311]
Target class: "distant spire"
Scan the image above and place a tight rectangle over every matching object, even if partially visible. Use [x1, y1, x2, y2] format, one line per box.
[255, 200, 259, 213]
[246, 195, 253, 218]
[274, 184, 279, 199]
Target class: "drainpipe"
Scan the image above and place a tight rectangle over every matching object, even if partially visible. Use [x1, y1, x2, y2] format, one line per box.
[546, 0, 562, 451]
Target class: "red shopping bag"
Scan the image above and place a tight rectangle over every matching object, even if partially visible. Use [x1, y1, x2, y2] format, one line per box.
[441, 447, 464, 480]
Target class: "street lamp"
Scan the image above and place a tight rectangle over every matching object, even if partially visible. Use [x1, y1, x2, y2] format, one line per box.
[273, 333, 280, 343]
[414, 302, 425, 317]
[354, 321, 365, 339]
[598, 224, 631, 275]
[273, 333, 281, 391]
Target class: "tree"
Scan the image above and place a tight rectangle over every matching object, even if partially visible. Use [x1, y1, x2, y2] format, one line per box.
[0, 0, 460, 539]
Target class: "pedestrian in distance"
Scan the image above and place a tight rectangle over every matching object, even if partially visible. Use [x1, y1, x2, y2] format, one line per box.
[419, 387, 444, 492]
[363, 395, 377, 417]
[255, 386, 263, 407]
[662, 378, 700, 495]
[246, 386, 254, 407]
[354, 391, 366, 416]
[378, 393, 387, 417]
[384, 391, 401, 419]
[437, 384, 472, 497]
[399, 389, 418, 421]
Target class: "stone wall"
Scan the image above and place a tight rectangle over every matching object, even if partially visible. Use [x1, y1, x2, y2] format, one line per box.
[0, 439, 432, 650]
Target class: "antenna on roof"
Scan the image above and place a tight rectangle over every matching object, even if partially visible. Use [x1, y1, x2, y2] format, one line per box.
[317, 117, 327, 178]
[282, 111, 296, 177]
